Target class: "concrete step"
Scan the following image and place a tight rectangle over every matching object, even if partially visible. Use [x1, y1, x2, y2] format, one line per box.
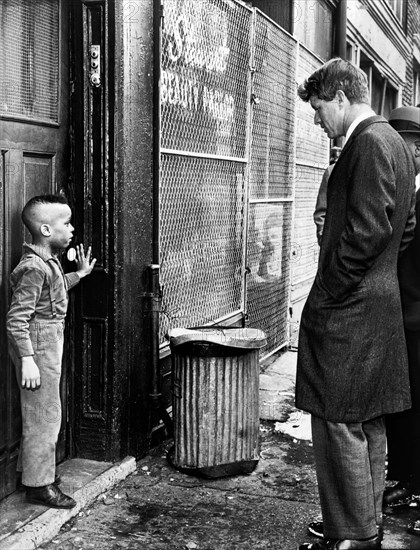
[0, 456, 136, 550]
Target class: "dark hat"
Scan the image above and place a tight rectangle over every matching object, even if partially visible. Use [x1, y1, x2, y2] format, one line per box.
[388, 106, 420, 134]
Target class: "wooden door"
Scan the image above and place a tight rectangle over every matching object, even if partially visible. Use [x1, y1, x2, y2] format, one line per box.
[0, 0, 70, 499]
[69, 0, 110, 460]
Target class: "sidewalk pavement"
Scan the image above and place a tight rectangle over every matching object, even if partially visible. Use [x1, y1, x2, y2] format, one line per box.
[1, 350, 419, 549]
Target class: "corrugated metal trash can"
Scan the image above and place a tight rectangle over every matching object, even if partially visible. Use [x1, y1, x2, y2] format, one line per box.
[167, 327, 267, 478]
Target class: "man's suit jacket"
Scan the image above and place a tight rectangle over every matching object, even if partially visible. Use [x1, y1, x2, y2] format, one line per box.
[296, 116, 416, 423]
[399, 188, 420, 331]
[314, 164, 334, 244]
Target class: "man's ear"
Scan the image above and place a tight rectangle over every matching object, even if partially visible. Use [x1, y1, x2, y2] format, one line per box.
[336, 90, 346, 105]
[40, 224, 51, 237]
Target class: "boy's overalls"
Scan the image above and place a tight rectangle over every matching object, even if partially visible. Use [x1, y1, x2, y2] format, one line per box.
[6, 244, 79, 487]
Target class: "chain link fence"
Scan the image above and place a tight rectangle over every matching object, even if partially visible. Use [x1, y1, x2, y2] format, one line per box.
[160, 0, 252, 342]
[160, 0, 321, 358]
[289, 44, 329, 348]
[160, 154, 246, 337]
[161, 0, 251, 158]
[246, 11, 297, 354]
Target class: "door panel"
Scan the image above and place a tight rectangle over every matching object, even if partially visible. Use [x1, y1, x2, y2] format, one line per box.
[70, 0, 110, 460]
[0, 0, 70, 500]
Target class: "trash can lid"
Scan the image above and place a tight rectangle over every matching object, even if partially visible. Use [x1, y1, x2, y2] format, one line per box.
[169, 327, 267, 349]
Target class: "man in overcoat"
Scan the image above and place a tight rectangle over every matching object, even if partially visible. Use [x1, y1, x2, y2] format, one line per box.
[383, 107, 420, 531]
[296, 59, 416, 550]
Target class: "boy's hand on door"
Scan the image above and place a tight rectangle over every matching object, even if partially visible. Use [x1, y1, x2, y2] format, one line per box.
[75, 244, 96, 279]
[21, 356, 41, 390]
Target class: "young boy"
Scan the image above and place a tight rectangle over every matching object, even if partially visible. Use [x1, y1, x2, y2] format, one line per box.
[6, 194, 96, 509]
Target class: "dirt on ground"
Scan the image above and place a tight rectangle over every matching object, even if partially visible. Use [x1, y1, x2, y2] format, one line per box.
[39, 423, 420, 550]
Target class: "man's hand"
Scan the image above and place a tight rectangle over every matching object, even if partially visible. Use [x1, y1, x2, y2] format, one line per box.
[75, 244, 96, 279]
[21, 356, 41, 390]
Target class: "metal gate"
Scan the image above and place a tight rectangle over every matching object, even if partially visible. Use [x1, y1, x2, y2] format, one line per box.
[246, 10, 297, 354]
[159, 0, 298, 357]
[289, 44, 329, 347]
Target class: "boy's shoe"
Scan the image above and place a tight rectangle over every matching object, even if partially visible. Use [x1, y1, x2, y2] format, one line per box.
[26, 484, 76, 509]
[16, 472, 61, 490]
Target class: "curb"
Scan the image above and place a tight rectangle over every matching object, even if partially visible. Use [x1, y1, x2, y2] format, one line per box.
[0, 456, 137, 550]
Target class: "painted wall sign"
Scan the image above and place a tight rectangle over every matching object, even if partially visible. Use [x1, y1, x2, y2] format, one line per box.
[161, 0, 250, 157]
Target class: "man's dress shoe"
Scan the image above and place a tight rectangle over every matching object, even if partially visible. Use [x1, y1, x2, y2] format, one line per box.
[26, 484, 76, 509]
[308, 520, 324, 538]
[298, 536, 381, 549]
[383, 481, 416, 508]
[408, 517, 420, 536]
[307, 522, 383, 542]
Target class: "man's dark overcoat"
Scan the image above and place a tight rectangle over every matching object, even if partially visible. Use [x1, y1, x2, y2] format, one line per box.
[296, 116, 416, 423]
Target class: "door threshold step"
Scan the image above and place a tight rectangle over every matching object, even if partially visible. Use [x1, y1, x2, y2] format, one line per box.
[0, 456, 136, 550]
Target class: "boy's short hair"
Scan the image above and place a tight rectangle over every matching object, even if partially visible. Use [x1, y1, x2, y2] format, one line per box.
[297, 58, 370, 105]
[22, 194, 68, 236]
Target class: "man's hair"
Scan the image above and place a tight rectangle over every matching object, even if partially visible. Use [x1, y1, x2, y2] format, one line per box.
[22, 194, 68, 235]
[297, 58, 370, 104]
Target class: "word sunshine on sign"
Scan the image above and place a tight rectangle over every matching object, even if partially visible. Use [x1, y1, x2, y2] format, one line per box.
[161, 0, 247, 154]
[163, 1, 230, 74]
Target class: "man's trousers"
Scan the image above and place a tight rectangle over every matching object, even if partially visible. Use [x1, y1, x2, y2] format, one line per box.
[386, 329, 420, 485]
[311, 415, 386, 540]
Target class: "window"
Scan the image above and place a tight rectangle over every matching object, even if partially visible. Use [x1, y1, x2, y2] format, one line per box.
[346, 43, 360, 65]
[414, 71, 420, 107]
[360, 53, 397, 118]
[294, 0, 333, 60]
[0, 0, 59, 122]
[250, 0, 294, 34]
[381, 82, 398, 119]
[384, 0, 405, 25]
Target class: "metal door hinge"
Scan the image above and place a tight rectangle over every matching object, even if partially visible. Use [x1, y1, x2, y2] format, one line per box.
[160, 3, 164, 28]
[89, 45, 101, 88]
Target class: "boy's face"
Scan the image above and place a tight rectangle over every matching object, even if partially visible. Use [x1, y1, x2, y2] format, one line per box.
[43, 203, 74, 250]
